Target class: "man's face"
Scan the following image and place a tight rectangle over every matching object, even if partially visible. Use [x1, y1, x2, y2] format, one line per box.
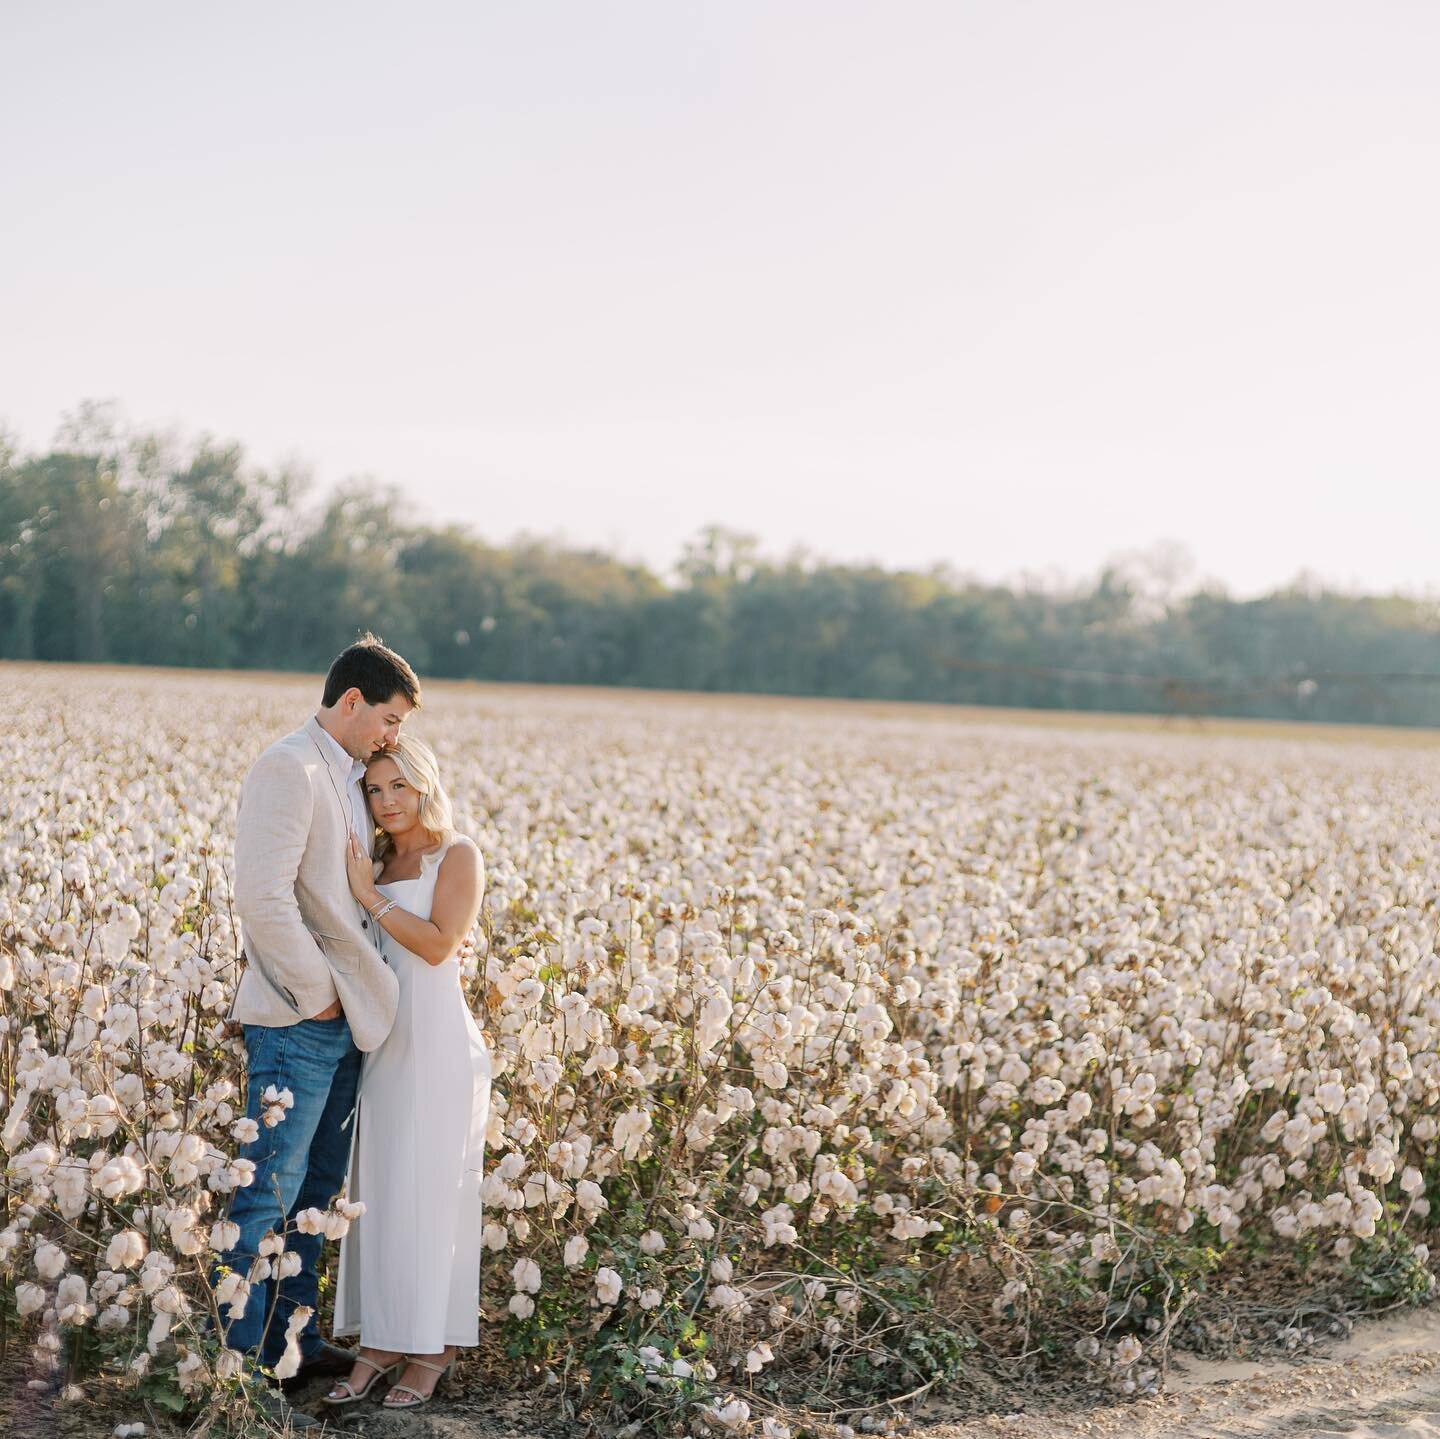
[335, 688, 413, 759]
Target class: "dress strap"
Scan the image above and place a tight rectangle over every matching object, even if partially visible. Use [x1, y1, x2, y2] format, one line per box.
[417, 837, 456, 877]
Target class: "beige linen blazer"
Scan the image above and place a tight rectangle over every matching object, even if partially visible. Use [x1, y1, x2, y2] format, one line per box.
[229, 717, 399, 1052]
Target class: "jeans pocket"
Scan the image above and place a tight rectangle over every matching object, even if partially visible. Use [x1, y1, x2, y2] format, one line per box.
[241, 1024, 269, 1066]
[286, 1013, 353, 1070]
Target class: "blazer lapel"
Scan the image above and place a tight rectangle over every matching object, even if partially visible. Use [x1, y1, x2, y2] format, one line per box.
[305, 718, 357, 840]
[304, 721, 381, 952]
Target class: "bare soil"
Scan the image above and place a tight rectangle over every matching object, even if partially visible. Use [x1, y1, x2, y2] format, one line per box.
[8, 1305, 1440, 1439]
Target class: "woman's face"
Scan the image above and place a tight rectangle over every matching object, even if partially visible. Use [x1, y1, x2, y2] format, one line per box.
[364, 755, 422, 836]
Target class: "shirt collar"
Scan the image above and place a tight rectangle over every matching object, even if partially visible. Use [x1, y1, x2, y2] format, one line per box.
[310, 717, 366, 787]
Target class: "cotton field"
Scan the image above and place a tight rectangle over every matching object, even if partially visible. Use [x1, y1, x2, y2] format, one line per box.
[4, 666, 1440, 1433]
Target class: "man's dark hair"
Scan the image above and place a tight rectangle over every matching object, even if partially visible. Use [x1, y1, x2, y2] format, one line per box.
[322, 633, 422, 709]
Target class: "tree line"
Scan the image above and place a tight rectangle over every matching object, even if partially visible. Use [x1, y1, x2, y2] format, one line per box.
[4, 407, 1440, 726]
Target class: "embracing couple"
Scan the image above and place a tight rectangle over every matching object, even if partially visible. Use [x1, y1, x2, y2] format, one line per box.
[215, 635, 492, 1427]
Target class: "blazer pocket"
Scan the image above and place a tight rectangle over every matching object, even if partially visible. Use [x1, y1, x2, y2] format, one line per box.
[240, 948, 305, 1015]
[309, 929, 363, 976]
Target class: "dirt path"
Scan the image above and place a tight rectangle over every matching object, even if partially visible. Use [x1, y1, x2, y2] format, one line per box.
[911, 1307, 1440, 1439]
[306, 1303, 1440, 1439]
[9, 1309, 1440, 1439]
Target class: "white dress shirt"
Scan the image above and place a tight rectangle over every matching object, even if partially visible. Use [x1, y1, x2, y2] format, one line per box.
[313, 720, 372, 850]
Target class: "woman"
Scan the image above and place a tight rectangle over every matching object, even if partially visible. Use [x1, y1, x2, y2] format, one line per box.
[323, 734, 492, 1410]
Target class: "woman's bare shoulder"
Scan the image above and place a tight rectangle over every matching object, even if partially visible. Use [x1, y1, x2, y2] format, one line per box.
[439, 835, 483, 873]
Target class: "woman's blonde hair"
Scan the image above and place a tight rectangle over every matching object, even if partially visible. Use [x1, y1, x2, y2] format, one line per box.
[366, 733, 456, 861]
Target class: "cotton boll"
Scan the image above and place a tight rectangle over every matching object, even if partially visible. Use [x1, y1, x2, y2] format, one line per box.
[594, 1267, 622, 1305]
[707, 1398, 751, 1432]
[146, 1310, 172, 1353]
[105, 1231, 146, 1271]
[612, 1107, 652, 1160]
[56, 1279, 92, 1319]
[269, 1305, 313, 1380]
[214, 1349, 245, 1382]
[94, 1155, 145, 1200]
[213, 1270, 250, 1319]
[1114, 1336, 1143, 1366]
[708, 1284, 748, 1315]
[208, 1220, 240, 1252]
[575, 1180, 607, 1214]
[34, 1242, 67, 1279]
[292, 1208, 325, 1236]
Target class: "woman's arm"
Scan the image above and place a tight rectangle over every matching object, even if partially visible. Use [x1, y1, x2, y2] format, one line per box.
[354, 838, 484, 967]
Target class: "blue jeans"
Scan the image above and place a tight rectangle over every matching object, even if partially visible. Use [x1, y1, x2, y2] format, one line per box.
[213, 1017, 362, 1367]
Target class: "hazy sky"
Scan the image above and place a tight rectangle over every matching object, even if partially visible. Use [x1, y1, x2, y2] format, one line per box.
[4, 3, 1438, 596]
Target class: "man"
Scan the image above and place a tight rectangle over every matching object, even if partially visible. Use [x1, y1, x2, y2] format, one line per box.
[216, 634, 420, 1427]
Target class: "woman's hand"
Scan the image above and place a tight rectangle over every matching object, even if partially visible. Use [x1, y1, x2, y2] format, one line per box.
[346, 833, 380, 910]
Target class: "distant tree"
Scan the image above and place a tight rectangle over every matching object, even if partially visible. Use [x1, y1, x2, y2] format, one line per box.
[397, 527, 511, 680]
[678, 525, 761, 585]
[1, 450, 139, 662]
[4, 403, 1440, 728]
[255, 483, 422, 672]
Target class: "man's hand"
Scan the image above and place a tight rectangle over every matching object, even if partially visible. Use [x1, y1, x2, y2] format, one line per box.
[310, 999, 343, 1021]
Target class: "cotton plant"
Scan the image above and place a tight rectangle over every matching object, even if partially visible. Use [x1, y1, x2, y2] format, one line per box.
[4, 670, 1440, 1435]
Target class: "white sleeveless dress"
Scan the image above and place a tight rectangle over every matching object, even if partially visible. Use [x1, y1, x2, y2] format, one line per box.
[333, 839, 492, 1350]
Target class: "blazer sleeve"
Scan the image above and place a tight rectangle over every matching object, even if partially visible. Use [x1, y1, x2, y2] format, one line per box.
[233, 747, 337, 1018]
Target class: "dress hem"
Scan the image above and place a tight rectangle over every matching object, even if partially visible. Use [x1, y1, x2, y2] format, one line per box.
[332, 1325, 479, 1349]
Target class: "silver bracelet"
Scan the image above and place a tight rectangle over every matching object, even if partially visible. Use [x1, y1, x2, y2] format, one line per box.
[371, 898, 398, 922]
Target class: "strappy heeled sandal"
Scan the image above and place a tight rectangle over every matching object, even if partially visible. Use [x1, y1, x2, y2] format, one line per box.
[382, 1356, 454, 1409]
[319, 1353, 405, 1406]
